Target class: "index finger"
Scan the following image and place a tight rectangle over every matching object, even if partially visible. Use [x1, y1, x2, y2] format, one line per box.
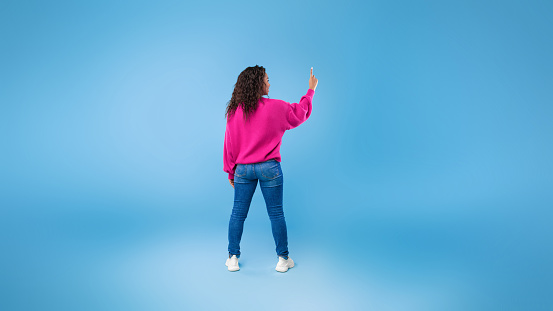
[310, 67, 313, 76]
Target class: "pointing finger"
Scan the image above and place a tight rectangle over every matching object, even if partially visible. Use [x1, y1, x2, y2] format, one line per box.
[311, 67, 313, 76]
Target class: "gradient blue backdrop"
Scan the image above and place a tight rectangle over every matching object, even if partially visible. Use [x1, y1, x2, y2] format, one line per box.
[1, 0, 552, 310]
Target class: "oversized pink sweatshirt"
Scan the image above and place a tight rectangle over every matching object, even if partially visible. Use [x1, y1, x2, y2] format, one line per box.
[223, 88, 315, 179]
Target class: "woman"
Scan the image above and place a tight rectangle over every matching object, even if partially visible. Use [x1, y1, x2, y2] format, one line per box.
[223, 65, 318, 272]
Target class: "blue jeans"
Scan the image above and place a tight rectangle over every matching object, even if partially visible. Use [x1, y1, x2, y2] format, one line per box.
[228, 159, 289, 260]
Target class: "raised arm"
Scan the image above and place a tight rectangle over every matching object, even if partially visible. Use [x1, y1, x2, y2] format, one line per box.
[285, 88, 315, 130]
[285, 67, 318, 130]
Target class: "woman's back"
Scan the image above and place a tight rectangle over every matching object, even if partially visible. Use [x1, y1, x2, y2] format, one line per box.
[223, 89, 315, 180]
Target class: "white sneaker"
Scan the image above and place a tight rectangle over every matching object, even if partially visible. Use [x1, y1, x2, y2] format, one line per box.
[275, 256, 294, 272]
[225, 255, 240, 271]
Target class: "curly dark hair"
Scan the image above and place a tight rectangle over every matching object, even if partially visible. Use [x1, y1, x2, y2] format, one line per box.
[225, 65, 270, 122]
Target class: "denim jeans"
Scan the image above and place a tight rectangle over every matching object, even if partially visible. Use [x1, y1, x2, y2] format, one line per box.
[228, 159, 289, 260]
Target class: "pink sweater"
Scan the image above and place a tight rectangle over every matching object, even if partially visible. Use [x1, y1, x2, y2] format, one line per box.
[224, 88, 315, 179]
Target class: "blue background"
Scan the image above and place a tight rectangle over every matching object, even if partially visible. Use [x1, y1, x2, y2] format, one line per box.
[1, 0, 552, 310]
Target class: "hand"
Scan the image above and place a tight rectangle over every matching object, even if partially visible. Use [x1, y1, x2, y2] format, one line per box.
[309, 67, 318, 91]
[229, 179, 234, 188]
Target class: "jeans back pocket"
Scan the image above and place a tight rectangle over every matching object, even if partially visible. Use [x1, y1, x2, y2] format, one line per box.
[261, 162, 281, 179]
[234, 164, 247, 177]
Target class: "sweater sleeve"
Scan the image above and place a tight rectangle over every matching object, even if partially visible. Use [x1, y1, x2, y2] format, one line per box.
[285, 88, 314, 130]
[223, 122, 236, 180]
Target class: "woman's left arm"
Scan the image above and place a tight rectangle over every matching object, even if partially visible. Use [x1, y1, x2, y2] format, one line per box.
[223, 123, 236, 181]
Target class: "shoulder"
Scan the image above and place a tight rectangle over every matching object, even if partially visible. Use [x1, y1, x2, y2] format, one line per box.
[262, 97, 288, 107]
